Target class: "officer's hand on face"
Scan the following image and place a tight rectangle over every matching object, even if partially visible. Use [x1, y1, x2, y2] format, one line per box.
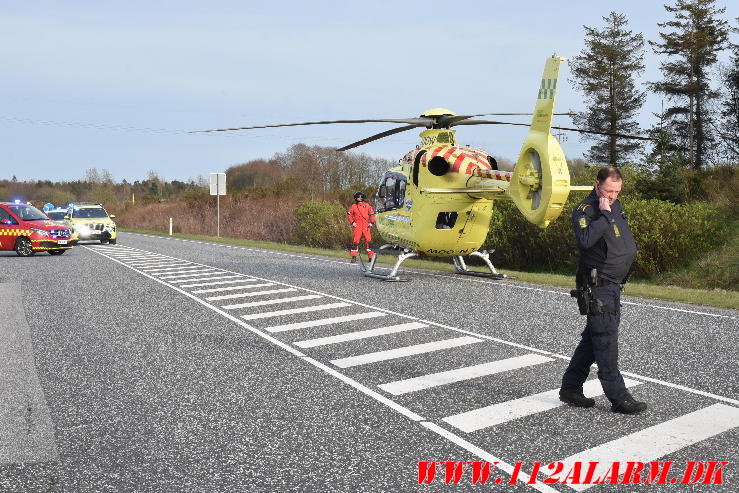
[599, 196, 612, 212]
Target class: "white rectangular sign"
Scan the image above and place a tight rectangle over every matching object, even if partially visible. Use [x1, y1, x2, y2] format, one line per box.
[209, 173, 226, 196]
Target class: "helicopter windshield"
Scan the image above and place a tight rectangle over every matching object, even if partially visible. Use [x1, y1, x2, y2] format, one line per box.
[376, 172, 407, 212]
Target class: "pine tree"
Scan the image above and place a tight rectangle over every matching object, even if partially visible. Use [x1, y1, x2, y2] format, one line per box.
[650, 0, 729, 169]
[569, 12, 646, 165]
[716, 18, 739, 160]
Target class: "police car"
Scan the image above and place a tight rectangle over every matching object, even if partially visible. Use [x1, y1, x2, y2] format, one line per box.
[64, 203, 118, 244]
[0, 202, 73, 256]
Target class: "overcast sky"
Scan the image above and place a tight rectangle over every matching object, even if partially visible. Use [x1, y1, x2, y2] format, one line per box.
[2, 1, 737, 183]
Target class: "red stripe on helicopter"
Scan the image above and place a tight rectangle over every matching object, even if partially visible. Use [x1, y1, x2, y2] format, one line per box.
[465, 150, 492, 169]
[424, 146, 447, 166]
[451, 153, 466, 172]
[465, 161, 479, 174]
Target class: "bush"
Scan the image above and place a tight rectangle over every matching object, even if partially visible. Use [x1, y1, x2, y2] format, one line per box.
[485, 200, 578, 272]
[484, 196, 732, 281]
[293, 200, 350, 249]
[625, 198, 730, 278]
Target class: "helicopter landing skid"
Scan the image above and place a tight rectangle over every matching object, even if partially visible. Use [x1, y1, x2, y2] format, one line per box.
[452, 250, 509, 280]
[358, 244, 415, 282]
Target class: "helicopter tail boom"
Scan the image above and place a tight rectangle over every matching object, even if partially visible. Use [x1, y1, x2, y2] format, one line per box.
[507, 56, 572, 228]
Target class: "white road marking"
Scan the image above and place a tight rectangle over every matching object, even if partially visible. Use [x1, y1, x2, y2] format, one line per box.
[207, 288, 297, 300]
[111, 256, 166, 261]
[157, 269, 219, 279]
[169, 275, 243, 283]
[264, 312, 387, 333]
[104, 256, 150, 260]
[294, 321, 427, 349]
[190, 282, 261, 294]
[221, 294, 322, 310]
[379, 353, 554, 396]
[240, 302, 352, 320]
[556, 403, 739, 491]
[443, 378, 643, 433]
[146, 268, 209, 276]
[330, 336, 482, 369]
[128, 261, 191, 267]
[180, 279, 260, 288]
[141, 266, 203, 273]
[203, 284, 277, 300]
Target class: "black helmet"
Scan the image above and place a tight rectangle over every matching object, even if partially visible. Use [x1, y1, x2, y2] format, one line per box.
[354, 191, 366, 200]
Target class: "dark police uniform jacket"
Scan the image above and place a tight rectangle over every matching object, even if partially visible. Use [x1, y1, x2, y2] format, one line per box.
[572, 190, 637, 284]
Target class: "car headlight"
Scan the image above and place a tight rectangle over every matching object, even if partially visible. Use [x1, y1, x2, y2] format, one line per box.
[31, 228, 50, 237]
[105, 224, 116, 232]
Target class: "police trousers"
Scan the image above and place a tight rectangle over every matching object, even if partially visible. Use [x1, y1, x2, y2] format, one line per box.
[561, 281, 628, 403]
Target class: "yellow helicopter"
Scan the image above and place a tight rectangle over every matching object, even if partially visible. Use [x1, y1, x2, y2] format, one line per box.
[194, 56, 650, 281]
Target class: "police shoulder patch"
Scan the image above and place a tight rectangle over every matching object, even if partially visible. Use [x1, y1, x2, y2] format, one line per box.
[579, 217, 588, 229]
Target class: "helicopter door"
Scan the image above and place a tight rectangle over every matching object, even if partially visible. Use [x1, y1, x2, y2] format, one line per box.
[458, 205, 479, 238]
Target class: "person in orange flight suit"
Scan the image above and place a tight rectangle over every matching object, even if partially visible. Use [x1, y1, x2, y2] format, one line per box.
[347, 191, 375, 263]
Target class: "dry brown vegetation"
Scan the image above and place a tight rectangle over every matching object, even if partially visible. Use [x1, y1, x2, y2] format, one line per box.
[116, 195, 300, 243]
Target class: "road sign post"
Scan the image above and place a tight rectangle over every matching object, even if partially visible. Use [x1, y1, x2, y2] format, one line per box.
[209, 172, 226, 237]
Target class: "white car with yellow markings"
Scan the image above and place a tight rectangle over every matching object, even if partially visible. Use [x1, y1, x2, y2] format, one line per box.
[64, 203, 118, 244]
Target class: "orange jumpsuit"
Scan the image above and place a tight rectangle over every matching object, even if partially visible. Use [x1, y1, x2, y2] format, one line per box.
[347, 201, 375, 259]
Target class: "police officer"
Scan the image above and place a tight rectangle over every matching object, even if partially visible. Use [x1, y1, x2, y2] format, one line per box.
[559, 166, 647, 415]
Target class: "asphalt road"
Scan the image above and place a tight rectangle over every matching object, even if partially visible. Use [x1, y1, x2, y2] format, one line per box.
[0, 231, 737, 492]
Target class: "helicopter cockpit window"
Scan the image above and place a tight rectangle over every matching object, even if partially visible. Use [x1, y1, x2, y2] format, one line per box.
[384, 176, 396, 210]
[375, 173, 407, 212]
[397, 180, 406, 208]
[375, 184, 386, 212]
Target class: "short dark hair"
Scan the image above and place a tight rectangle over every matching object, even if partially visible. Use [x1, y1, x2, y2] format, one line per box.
[596, 166, 623, 183]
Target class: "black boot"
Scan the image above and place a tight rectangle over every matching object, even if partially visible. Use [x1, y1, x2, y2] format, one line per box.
[559, 389, 595, 408]
[611, 395, 647, 414]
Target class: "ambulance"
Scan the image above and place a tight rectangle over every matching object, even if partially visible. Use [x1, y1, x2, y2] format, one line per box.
[0, 202, 73, 256]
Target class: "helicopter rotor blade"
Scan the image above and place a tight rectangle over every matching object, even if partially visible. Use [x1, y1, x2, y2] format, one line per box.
[453, 120, 655, 141]
[190, 113, 576, 133]
[336, 124, 422, 152]
[190, 118, 434, 134]
[436, 113, 574, 128]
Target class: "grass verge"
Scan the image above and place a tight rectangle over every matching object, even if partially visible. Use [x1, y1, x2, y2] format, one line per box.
[121, 228, 738, 311]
